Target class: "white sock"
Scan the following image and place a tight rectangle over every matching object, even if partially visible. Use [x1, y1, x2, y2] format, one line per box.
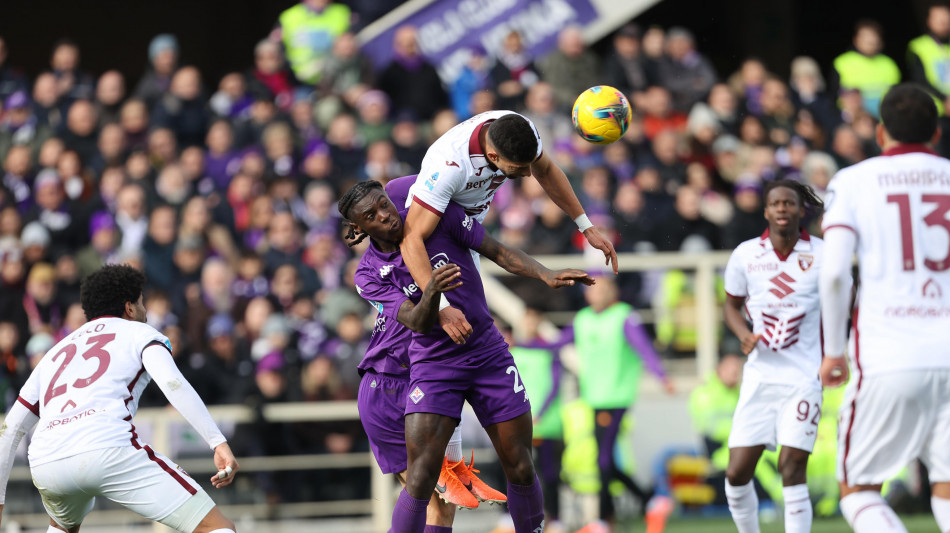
[208, 529, 236, 533]
[782, 484, 812, 533]
[932, 496, 950, 533]
[444, 423, 463, 462]
[840, 491, 907, 532]
[725, 480, 760, 533]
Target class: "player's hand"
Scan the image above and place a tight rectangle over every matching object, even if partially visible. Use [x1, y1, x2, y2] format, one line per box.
[820, 356, 849, 388]
[544, 269, 596, 288]
[210, 442, 239, 488]
[429, 263, 462, 293]
[740, 332, 761, 355]
[583, 227, 619, 275]
[439, 306, 472, 345]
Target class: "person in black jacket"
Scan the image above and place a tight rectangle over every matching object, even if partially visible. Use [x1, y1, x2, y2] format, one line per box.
[377, 26, 448, 121]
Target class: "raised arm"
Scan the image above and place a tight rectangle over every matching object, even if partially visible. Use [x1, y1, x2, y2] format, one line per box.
[142, 343, 239, 488]
[532, 151, 619, 274]
[476, 231, 594, 288]
[394, 263, 461, 333]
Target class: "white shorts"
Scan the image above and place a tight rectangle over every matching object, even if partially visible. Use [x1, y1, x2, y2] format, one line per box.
[728, 381, 822, 453]
[30, 445, 215, 532]
[837, 369, 950, 486]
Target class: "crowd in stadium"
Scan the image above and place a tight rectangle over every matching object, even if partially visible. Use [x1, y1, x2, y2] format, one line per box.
[0, 0, 946, 506]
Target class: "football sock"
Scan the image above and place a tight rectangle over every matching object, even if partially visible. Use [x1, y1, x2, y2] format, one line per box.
[390, 488, 430, 533]
[782, 484, 812, 533]
[445, 423, 463, 462]
[931, 496, 950, 533]
[507, 475, 545, 533]
[725, 480, 760, 533]
[424, 526, 452, 533]
[840, 491, 908, 532]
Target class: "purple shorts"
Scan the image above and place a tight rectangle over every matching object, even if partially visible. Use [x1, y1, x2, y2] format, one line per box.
[358, 371, 409, 475]
[405, 350, 532, 427]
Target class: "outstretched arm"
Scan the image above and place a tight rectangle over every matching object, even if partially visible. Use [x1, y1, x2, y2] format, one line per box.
[0, 400, 39, 514]
[532, 151, 619, 274]
[476, 231, 594, 288]
[142, 344, 239, 487]
[624, 314, 673, 393]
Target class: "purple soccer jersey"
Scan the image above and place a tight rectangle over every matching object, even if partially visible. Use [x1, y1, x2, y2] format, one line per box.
[354, 247, 413, 376]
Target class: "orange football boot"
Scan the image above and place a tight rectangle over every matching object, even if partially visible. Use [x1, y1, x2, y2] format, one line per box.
[451, 450, 508, 504]
[435, 456, 479, 509]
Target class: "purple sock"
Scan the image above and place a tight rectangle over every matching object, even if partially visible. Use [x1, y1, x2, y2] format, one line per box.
[423, 526, 452, 533]
[507, 476, 545, 533]
[390, 488, 429, 533]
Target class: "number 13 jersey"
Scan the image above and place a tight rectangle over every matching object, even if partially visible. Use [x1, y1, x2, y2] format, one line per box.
[16, 317, 171, 466]
[823, 147, 950, 376]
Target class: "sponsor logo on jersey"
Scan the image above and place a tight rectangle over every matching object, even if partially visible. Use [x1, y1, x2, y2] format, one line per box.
[465, 177, 491, 190]
[768, 272, 796, 299]
[409, 386, 425, 404]
[798, 254, 814, 272]
[761, 311, 806, 350]
[430, 252, 450, 269]
[402, 283, 420, 297]
[425, 172, 439, 191]
[379, 264, 394, 278]
[462, 215, 473, 231]
[748, 262, 779, 272]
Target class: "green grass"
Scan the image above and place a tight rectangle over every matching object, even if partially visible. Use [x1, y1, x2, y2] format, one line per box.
[643, 514, 939, 533]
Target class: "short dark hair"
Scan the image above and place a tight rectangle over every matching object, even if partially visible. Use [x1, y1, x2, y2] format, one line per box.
[80, 264, 146, 321]
[487, 114, 539, 163]
[763, 179, 824, 216]
[338, 180, 385, 247]
[879, 83, 938, 144]
[854, 19, 883, 37]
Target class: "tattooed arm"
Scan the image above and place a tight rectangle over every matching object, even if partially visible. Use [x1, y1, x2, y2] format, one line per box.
[476, 233, 594, 288]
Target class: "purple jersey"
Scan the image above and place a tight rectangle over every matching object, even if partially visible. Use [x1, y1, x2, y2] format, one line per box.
[385, 175, 415, 208]
[355, 248, 413, 376]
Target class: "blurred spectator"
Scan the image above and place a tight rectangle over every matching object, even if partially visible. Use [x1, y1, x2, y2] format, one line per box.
[721, 181, 766, 249]
[378, 25, 448, 121]
[152, 66, 211, 148]
[642, 86, 687, 141]
[604, 23, 656, 101]
[651, 129, 687, 187]
[653, 184, 720, 251]
[832, 19, 900, 118]
[907, 4, 950, 154]
[521, 82, 575, 154]
[490, 30, 538, 111]
[537, 25, 601, 110]
[205, 120, 241, 191]
[390, 112, 426, 172]
[89, 123, 127, 176]
[94, 70, 126, 124]
[829, 124, 866, 167]
[32, 72, 64, 130]
[115, 184, 149, 255]
[275, 0, 351, 86]
[23, 262, 62, 335]
[800, 151, 837, 202]
[759, 78, 795, 146]
[20, 222, 50, 266]
[59, 99, 99, 163]
[120, 99, 150, 149]
[728, 58, 769, 116]
[612, 182, 654, 252]
[76, 211, 118, 278]
[658, 27, 718, 112]
[1, 90, 53, 162]
[355, 89, 392, 145]
[324, 113, 365, 180]
[789, 56, 839, 137]
[3, 145, 34, 211]
[451, 46, 492, 120]
[23, 169, 81, 253]
[210, 72, 255, 120]
[529, 197, 578, 255]
[0, 37, 28, 102]
[134, 34, 179, 108]
[248, 40, 296, 111]
[49, 39, 95, 101]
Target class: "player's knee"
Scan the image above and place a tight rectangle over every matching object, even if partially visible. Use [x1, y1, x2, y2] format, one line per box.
[503, 453, 536, 485]
[725, 464, 754, 486]
[779, 457, 808, 484]
[405, 457, 441, 498]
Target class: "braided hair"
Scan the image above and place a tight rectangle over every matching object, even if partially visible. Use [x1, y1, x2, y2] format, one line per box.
[763, 179, 824, 217]
[338, 180, 385, 247]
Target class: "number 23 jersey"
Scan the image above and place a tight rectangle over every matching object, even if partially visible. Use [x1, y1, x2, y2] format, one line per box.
[17, 317, 170, 466]
[724, 230, 824, 388]
[822, 147, 950, 376]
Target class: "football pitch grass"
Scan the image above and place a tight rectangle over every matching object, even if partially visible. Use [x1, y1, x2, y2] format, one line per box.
[652, 514, 938, 533]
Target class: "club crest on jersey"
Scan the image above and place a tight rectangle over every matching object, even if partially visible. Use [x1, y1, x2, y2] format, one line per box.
[798, 254, 814, 272]
[409, 386, 425, 404]
[379, 264, 394, 278]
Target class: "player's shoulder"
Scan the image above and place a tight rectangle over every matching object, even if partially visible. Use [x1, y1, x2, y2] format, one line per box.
[120, 319, 164, 340]
[731, 235, 766, 259]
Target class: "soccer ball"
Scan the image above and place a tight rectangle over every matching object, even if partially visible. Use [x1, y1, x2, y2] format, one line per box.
[571, 85, 631, 145]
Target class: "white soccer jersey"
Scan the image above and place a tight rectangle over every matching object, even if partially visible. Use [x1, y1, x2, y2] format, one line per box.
[822, 147, 950, 376]
[724, 230, 824, 388]
[407, 110, 544, 222]
[17, 317, 170, 466]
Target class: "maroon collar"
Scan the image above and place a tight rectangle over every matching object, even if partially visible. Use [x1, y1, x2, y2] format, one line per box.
[468, 119, 495, 156]
[760, 228, 810, 241]
[881, 144, 937, 157]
